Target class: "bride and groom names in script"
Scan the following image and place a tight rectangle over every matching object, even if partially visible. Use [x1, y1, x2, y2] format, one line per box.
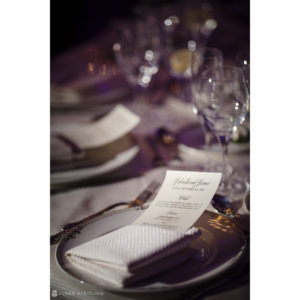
[133, 170, 222, 231]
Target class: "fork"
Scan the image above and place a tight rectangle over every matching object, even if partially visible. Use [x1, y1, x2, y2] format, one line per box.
[50, 180, 160, 245]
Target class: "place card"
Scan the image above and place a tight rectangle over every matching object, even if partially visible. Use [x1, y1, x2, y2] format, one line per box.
[133, 170, 222, 232]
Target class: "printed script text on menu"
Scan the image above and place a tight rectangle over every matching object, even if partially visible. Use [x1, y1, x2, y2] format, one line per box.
[133, 170, 222, 232]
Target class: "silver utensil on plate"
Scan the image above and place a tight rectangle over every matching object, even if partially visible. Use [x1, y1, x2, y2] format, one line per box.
[211, 194, 250, 236]
[50, 180, 161, 245]
[55, 133, 84, 157]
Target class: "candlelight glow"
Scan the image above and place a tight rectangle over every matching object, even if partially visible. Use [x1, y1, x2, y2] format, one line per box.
[88, 62, 94, 73]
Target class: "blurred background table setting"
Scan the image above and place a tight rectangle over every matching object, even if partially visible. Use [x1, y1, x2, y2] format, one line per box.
[51, 0, 250, 299]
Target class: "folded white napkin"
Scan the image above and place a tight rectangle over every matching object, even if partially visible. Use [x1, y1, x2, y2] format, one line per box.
[65, 224, 200, 287]
[51, 104, 140, 150]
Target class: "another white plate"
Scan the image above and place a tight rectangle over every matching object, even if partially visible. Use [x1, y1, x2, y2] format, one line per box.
[51, 145, 139, 185]
[56, 208, 247, 294]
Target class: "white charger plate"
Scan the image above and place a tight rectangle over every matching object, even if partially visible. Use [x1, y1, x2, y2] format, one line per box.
[56, 208, 247, 294]
[51, 145, 139, 185]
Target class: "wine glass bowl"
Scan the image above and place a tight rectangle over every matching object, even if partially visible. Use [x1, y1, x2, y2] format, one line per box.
[195, 67, 248, 135]
[189, 48, 224, 163]
[193, 66, 249, 195]
[162, 0, 218, 79]
[113, 22, 161, 89]
[191, 47, 223, 96]
[164, 31, 199, 79]
[235, 51, 250, 91]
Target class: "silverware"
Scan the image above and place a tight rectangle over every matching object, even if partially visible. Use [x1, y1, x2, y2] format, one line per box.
[50, 180, 160, 245]
[211, 194, 250, 236]
[56, 133, 84, 157]
[51, 157, 97, 173]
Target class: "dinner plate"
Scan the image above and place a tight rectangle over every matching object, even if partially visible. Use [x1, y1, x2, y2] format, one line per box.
[51, 145, 139, 185]
[51, 73, 131, 109]
[56, 208, 247, 294]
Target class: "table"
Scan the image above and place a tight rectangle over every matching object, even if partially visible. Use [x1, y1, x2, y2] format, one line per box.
[50, 9, 250, 299]
[50, 98, 250, 299]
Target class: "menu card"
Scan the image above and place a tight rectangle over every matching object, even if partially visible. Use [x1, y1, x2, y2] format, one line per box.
[133, 170, 222, 232]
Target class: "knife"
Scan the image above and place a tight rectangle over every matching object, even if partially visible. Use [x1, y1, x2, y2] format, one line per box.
[50, 180, 160, 245]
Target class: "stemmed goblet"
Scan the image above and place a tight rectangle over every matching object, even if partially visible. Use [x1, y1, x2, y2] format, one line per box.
[193, 67, 249, 196]
[113, 21, 161, 101]
[191, 47, 223, 128]
[189, 48, 223, 170]
[235, 51, 250, 92]
[234, 52, 250, 183]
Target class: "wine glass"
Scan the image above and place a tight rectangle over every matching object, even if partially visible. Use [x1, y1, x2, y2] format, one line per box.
[194, 66, 249, 196]
[188, 48, 224, 170]
[235, 51, 250, 92]
[162, 0, 218, 63]
[162, 0, 218, 81]
[234, 52, 250, 184]
[113, 20, 161, 95]
[191, 47, 223, 110]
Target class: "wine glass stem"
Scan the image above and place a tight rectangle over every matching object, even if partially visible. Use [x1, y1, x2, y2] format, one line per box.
[204, 123, 213, 150]
[198, 114, 214, 170]
[198, 114, 213, 150]
[219, 136, 230, 188]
